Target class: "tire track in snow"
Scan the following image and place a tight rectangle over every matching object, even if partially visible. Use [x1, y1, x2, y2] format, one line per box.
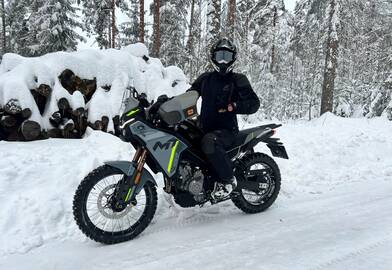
[140, 191, 392, 239]
[307, 234, 392, 270]
[119, 194, 392, 269]
[143, 209, 232, 236]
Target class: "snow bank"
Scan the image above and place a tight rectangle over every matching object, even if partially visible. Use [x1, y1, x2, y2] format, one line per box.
[0, 43, 189, 133]
[0, 116, 391, 256]
[264, 113, 392, 194]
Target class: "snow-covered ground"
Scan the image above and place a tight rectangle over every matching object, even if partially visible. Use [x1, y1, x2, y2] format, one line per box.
[0, 114, 391, 269]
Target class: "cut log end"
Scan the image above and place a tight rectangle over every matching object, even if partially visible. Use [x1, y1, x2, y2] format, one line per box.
[21, 121, 41, 141]
[37, 84, 52, 97]
[47, 128, 62, 138]
[21, 108, 32, 119]
[1, 115, 17, 128]
[101, 116, 109, 132]
[63, 121, 75, 139]
[4, 99, 22, 115]
[59, 69, 76, 94]
[58, 98, 71, 111]
[72, 107, 86, 117]
[49, 112, 62, 128]
[94, 120, 103, 130]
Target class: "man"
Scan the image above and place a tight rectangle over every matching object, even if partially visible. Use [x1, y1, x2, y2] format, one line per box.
[190, 38, 260, 199]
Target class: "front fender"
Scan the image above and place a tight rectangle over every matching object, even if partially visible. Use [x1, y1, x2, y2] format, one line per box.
[104, 161, 157, 194]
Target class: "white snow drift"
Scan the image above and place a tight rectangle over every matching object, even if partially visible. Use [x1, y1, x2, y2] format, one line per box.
[0, 114, 391, 269]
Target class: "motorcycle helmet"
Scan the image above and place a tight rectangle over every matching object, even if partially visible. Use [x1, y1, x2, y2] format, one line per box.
[210, 38, 237, 75]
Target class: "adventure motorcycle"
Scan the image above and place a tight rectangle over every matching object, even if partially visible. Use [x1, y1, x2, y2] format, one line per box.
[73, 88, 289, 244]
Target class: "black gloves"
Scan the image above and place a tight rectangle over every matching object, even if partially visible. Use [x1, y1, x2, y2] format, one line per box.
[149, 94, 170, 116]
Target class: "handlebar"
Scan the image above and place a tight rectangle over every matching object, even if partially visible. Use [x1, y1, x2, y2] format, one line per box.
[138, 93, 151, 108]
[126, 87, 170, 122]
[127, 87, 151, 108]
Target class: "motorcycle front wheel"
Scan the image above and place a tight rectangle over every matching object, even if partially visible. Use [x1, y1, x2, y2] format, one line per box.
[73, 165, 157, 244]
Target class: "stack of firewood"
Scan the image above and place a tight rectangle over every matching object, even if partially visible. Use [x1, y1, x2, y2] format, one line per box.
[0, 69, 123, 141]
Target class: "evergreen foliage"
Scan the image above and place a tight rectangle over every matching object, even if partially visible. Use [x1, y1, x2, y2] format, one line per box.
[1, 0, 391, 120]
[118, 0, 139, 47]
[31, 0, 84, 54]
[159, 0, 188, 67]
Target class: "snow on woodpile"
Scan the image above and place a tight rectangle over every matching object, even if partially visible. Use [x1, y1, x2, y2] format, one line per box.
[0, 43, 190, 141]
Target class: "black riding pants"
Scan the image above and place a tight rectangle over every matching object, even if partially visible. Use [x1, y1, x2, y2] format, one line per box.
[201, 129, 236, 183]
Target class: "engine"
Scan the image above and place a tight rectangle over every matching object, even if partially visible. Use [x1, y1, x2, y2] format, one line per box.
[176, 162, 205, 203]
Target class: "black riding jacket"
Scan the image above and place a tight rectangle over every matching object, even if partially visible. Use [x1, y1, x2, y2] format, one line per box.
[191, 71, 260, 133]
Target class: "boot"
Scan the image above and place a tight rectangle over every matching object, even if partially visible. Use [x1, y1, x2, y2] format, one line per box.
[211, 176, 237, 200]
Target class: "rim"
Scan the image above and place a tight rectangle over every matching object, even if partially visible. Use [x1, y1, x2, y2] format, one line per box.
[242, 162, 276, 206]
[85, 174, 147, 233]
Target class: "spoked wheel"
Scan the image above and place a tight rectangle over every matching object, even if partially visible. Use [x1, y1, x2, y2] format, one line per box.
[73, 165, 157, 244]
[232, 153, 281, 213]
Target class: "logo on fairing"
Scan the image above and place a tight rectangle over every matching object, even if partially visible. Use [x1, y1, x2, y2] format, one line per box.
[153, 138, 178, 151]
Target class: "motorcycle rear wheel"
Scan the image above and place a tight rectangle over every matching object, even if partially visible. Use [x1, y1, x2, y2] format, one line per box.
[73, 165, 157, 244]
[232, 153, 281, 214]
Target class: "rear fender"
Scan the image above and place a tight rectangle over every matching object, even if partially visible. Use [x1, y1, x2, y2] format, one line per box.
[104, 161, 157, 194]
[243, 130, 289, 160]
[264, 139, 289, 159]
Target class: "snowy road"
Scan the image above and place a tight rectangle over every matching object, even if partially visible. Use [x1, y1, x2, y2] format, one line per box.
[2, 180, 391, 270]
[1, 115, 391, 269]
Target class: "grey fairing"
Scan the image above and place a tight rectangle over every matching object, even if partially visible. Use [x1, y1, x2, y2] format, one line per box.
[104, 161, 157, 193]
[129, 121, 188, 177]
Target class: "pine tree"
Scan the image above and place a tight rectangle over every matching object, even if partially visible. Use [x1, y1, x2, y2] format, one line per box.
[239, 0, 293, 120]
[28, 0, 84, 55]
[81, 0, 129, 48]
[187, 0, 196, 53]
[227, 0, 236, 38]
[235, 0, 256, 74]
[110, 0, 116, 48]
[1, 0, 5, 55]
[159, 0, 189, 67]
[81, 0, 112, 49]
[320, 0, 339, 115]
[350, 0, 392, 118]
[290, 0, 392, 119]
[5, 0, 31, 56]
[291, 0, 332, 119]
[118, 0, 139, 47]
[151, 0, 160, 57]
[185, 0, 204, 81]
[251, 0, 287, 74]
[139, 0, 145, 43]
[207, 0, 221, 47]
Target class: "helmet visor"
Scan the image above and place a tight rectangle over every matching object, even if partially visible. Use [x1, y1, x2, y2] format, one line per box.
[214, 50, 234, 64]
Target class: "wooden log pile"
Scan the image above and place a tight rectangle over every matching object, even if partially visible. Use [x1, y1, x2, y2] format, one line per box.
[0, 69, 122, 141]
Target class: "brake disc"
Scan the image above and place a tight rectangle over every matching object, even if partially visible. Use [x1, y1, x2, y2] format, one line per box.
[97, 184, 133, 219]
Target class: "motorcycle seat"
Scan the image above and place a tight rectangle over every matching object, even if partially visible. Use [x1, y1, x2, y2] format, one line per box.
[231, 124, 279, 149]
